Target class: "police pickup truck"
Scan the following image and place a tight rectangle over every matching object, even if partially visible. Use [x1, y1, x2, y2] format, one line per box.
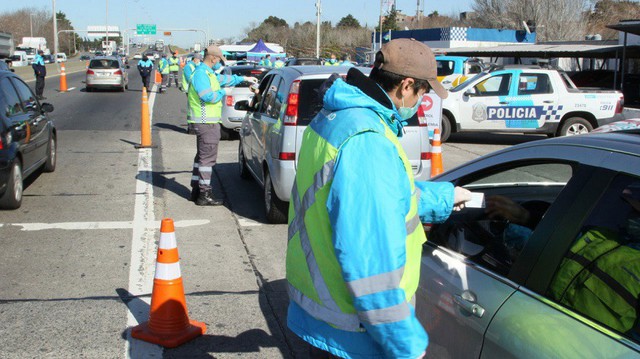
[440, 65, 624, 141]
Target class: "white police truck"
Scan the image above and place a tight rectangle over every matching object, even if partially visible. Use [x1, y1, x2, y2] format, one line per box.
[440, 65, 624, 141]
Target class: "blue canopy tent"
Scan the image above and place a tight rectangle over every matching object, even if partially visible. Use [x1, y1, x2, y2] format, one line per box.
[246, 39, 286, 62]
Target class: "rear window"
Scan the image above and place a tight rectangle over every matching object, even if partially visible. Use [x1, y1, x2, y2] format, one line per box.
[297, 79, 326, 126]
[229, 68, 269, 88]
[89, 59, 119, 69]
[437, 60, 455, 76]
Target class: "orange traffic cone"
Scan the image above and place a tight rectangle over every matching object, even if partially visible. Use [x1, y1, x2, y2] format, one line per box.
[155, 69, 162, 85]
[59, 62, 68, 92]
[179, 57, 185, 68]
[430, 128, 444, 178]
[135, 87, 155, 149]
[131, 218, 206, 348]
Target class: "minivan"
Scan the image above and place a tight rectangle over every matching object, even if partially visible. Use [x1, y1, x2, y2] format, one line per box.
[236, 66, 431, 223]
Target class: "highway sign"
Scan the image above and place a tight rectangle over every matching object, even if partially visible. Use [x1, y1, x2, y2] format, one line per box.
[136, 24, 156, 35]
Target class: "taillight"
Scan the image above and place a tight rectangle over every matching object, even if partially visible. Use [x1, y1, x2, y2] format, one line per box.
[114, 70, 123, 75]
[421, 152, 431, 160]
[284, 80, 301, 126]
[86, 69, 95, 75]
[226, 95, 234, 107]
[615, 96, 624, 114]
[279, 152, 296, 160]
[250, 70, 262, 75]
[0, 136, 3, 150]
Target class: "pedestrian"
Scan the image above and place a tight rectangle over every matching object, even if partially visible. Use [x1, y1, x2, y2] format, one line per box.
[32, 50, 47, 100]
[137, 54, 154, 92]
[187, 45, 258, 206]
[259, 54, 272, 67]
[157, 53, 170, 93]
[273, 57, 285, 68]
[286, 38, 472, 358]
[324, 53, 339, 66]
[340, 54, 355, 67]
[182, 52, 203, 135]
[168, 51, 181, 89]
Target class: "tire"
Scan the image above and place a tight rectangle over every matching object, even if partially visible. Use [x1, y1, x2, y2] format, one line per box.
[85, 86, 92, 92]
[43, 134, 56, 172]
[560, 117, 593, 136]
[0, 160, 23, 210]
[238, 140, 251, 180]
[441, 113, 452, 142]
[220, 126, 231, 141]
[264, 169, 288, 224]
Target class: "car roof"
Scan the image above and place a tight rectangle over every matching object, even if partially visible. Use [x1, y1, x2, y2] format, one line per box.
[277, 65, 367, 76]
[91, 56, 120, 60]
[229, 64, 271, 71]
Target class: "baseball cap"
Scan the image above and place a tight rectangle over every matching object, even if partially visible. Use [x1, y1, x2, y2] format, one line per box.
[193, 53, 203, 60]
[205, 45, 227, 62]
[377, 38, 448, 99]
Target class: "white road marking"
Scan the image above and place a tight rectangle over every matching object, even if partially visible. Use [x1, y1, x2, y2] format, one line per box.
[236, 215, 263, 227]
[124, 84, 163, 358]
[1, 220, 210, 232]
[67, 87, 76, 91]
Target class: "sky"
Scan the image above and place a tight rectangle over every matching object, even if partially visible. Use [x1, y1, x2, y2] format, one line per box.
[0, 0, 474, 49]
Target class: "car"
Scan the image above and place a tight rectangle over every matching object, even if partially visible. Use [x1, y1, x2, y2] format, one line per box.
[236, 65, 432, 223]
[42, 54, 54, 64]
[436, 56, 485, 89]
[592, 118, 640, 133]
[85, 56, 129, 92]
[80, 54, 91, 61]
[417, 130, 640, 358]
[285, 57, 322, 66]
[220, 64, 271, 140]
[0, 69, 57, 209]
[133, 53, 142, 60]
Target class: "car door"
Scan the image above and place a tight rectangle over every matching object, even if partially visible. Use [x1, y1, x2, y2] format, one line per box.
[457, 72, 513, 130]
[482, 162, 640, 358]
[514, 72, 559, 130]
[418, 150, 592, 358]
[247, 74, 275, 181]
[0, 77, 36, 171]
[11, 77, 49, 167]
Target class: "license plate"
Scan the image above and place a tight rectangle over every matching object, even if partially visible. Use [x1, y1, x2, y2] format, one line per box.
[97, 72, 110, 76]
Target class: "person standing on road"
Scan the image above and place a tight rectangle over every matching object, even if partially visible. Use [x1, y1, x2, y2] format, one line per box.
[340, 54, 355, 67]
[324, 53, 339, 66]
[286, 38, 472, 358]
[187, 45, 258, 206]
[157, 54, 170, 93]
[32, 50, 47, 100]
[183, 53, 203, 135]
[137, 54, 154, 93]
[259, 54, 272, 67]
[168, 52, 181, 89]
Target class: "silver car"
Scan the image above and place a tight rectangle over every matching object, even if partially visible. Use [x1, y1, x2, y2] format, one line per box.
[237, 66, 432, 223]
[85, 56, 129, 92]
[419, 130, 640, 358]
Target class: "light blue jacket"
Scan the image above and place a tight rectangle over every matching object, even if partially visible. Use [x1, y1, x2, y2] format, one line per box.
[191, 64, 245, 104]
[33, 54, 45, 66]
[287, 78, 455, 359]
[183, 61, 199, 82]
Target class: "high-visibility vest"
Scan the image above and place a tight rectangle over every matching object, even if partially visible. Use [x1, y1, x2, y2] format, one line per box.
[274, 60, 285, 68]
[549, 228, 640, 333]
[259, 59, 272, 67]
[325, 60, 339, 66]
[187, 69, 221, 124]
[169, 57, 180, 72]
[158, 59, 170, 74]
[286, 111, 425, 332]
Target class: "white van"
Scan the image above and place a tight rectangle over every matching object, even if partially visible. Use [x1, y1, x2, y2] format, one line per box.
[11, 51, 29, 67]
[56, 53, 67, 62]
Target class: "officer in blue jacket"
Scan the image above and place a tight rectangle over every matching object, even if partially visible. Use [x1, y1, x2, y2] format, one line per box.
[136, 54, 154, 92]
[286, 39, 472, 358]
[32, 50, 47, 100]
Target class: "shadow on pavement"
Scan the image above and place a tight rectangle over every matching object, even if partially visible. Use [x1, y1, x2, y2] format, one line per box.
[214, 163, 271, 224]
[447, 132, 546, 146]
[136, 170, 192, 201]
[155, 122, 188, 134]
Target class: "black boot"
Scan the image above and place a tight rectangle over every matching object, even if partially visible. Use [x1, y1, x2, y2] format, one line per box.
[195, 190, 223, 206]
[190, 187, 199, 202]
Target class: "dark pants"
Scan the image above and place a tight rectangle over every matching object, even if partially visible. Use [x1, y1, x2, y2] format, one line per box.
[169, 71, 180, 87]
[141, 75, 150, 92]
[35, 75, 45, 97]
[309, 345, 341, 359]
[160, 73, 169, 92]
[190, 123, 221, 192]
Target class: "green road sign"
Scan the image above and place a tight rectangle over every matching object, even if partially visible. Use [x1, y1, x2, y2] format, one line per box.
[136, 24, 156, 35]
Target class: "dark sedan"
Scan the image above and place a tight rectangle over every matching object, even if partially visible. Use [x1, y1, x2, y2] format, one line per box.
[0, 69, 57, 209]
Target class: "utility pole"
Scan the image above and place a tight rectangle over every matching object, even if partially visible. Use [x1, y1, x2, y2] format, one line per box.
[315, 0, 321, 58]
[379, 0, 383, 51]
[30, 14, 34, 37]
[105, 0, 109, 45]
[52, 0, 58, 57]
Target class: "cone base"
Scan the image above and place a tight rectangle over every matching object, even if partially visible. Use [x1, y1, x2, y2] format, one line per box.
[134, 144, 158, 149]
[131, 320, 206, 348]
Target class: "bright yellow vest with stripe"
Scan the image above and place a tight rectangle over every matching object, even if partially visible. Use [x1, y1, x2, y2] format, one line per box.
[159, 59, 170, 74]
[549, 228, 640, 333]
[286, 115, 425, 331]
[187, 70, 221, 124]
[169, 57, 180, 72]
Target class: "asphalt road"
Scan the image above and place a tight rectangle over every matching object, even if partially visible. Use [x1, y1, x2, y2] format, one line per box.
[0, 64, 522, 358]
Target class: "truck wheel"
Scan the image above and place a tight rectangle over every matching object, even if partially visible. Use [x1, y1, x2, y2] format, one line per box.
[264, 169, 288, 224]
[0, 160, 23, 210]
[441, 114, 452, 142]
[560, 117, 593, 136]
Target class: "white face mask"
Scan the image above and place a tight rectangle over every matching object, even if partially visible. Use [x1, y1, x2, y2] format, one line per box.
[398, 96, 420, 120]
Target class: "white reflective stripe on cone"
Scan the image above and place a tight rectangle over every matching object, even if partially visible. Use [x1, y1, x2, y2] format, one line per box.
[433, 133, 441, 141]
[191, 176, 199, 181]
[158, 231, 177, 249]
[155, 262, 182, 280]
[431, 147, 442, 153]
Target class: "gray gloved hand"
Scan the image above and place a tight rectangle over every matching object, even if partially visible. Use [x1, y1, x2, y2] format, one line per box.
[223, 87, 233, 96]
[244, 76, 258, 84]
[453, 187, 472, 211]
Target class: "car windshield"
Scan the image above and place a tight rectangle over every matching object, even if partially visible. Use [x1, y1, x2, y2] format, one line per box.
[229, 67, 270, 88]
[89, 59, 119, 69]
[450, 72, 487, 92]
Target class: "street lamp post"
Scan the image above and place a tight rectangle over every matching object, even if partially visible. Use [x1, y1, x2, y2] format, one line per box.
[52, 0, 58, 58]
[315, 0, 321, 58]
[30, 14, 34, 37]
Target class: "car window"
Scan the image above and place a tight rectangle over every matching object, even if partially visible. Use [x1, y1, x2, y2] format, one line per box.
[428, 162, 574, 277]
[518, 74, 553, 95]
[437, 61, 455, 76]
[89, 59, 120, 69]
[270, 78, 286, 119]
[0, 78, 23, 117]
[545, 174, 640, 341]
[297, 78, 326, 126]
[11, 78, 39, 113]
[474, 74, 511, 96]
[467, 63, 483, 75]
[255, 74, 274, 113]
[262, 77, 280, 117]
[230, 67, 269, 88]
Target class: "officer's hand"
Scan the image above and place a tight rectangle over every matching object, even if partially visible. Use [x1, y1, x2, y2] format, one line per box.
[453, 187, 472, 211]
[223, 87, 233, 96]
[244, 76, 258, 84]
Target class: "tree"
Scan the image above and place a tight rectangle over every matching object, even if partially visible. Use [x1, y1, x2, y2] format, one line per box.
[587, 0, 640, 39]
[337, 14, 361, 28]
[381, 8, 399, 32]
[263, 16, 288, 29]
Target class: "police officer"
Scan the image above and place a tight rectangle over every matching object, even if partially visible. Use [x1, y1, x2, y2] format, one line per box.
[137, 54, 154, 92]
[32, 50, 47, 100]
[168, 51, 181, 89]
[324, 53, 339, 66]
[340, 54, 355, 67]
[182, 53, 203, 135]
[157, 53, 170, 93]
[273, 57, 285, 68]
[188, 45, 257, 205]
[259, 54, 272, 67]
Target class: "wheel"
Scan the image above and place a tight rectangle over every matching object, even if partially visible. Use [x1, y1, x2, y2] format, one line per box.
[85, 86, 92, 92]
[264, 169, 288, 224]
[441, 113, 452, 142]
[238, 140, 251, 180]
[0, 160, 23, 210]
[560, 117, 593, 136]
[125, 82, 129, 90]
[220, 126, 231, 141]
[43, 134, 56, 172]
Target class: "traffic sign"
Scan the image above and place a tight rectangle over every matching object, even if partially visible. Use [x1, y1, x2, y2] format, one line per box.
[163, 32, 172, 36]
[137, 24, 156, 35]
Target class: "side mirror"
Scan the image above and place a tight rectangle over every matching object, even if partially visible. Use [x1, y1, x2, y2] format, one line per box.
[235, 100, 250, 111]
[41, 103, 54, 113]
[464, 88, 477, 97]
